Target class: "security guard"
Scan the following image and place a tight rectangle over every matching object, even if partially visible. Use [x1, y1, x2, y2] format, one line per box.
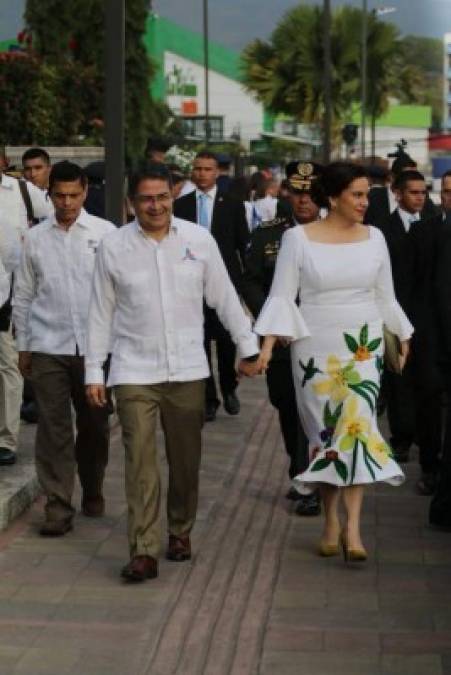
[243, 163, 325, 516]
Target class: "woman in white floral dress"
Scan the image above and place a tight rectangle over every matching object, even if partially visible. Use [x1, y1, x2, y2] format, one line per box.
[254, 163, 413, 561]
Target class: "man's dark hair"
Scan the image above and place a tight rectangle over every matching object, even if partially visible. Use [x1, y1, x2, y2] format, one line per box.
[194, 150, 218, 165]
[128, 162, 173, 198]
[392, 169, 425, 192]
[145, 136, 171, 156]
[391, 153, 417, 177]
[48, 161, 87, 193]
[22, 147, 50, 165]
[442, 170, 451, 184]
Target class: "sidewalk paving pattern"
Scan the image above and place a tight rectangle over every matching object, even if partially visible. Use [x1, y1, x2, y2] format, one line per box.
[0, 377, 451, 674]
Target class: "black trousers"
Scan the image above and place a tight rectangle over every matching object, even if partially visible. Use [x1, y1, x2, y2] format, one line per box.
[386, 359, 442, 473]
[430, 364, 451, 527]
[204, 307, 237, 406]
[266, 359, 309, 479]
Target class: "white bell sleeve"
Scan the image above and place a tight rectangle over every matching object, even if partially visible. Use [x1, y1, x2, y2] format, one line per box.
[253, 227, 310, 340]
[373, 227, 413, 341]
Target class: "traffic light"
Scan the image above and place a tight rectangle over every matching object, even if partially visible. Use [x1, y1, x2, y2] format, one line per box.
[342, 124, 358, 146]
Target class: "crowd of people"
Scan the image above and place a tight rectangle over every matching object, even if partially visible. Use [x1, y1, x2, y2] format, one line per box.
[0, 141, 451, 582]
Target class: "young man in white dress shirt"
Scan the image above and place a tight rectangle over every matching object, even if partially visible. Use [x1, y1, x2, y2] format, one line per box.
[0, 147, 52, 466]
[13, 161, 115, 536]
[85, 163, 259, 582]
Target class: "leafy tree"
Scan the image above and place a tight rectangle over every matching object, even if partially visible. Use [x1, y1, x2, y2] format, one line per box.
[241, 5, 401, 145]
[394, 35, 443, 129]
[2, 0, 170, 158]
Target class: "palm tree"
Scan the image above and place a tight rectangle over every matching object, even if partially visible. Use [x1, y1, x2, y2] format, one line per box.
[241, 5, 401, 154]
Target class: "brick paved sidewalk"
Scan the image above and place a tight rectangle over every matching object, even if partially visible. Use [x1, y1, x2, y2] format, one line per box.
[0, 377, 450, 675]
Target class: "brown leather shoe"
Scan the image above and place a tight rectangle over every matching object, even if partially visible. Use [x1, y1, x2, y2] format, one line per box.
[82, 495, 105, 518]
[39, 518, 73, 537]
[121, 555, 158, 582]
[166, 534, 191, 562]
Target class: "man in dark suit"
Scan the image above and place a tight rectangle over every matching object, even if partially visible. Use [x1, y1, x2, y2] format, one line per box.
[174, 151, 249, 421]
[381, 170, 442, 485]
[430, 171, 451, 525]
[242, 163, 323, 516]
[366, 153, 437, 229]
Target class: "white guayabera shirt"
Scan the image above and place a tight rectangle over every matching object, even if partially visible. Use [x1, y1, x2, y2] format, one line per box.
[12, 208, 116, 354]
[85, 216, 258, 386]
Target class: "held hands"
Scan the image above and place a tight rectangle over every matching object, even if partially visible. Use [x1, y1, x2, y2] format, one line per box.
[86, 384, 107, 407]
[18, 351, 32, 378]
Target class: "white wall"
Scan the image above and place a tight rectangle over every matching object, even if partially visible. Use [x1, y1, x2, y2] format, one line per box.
[164, 51, 263, 146]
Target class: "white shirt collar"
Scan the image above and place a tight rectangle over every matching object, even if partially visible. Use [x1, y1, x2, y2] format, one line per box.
[397, 206, 420, 232]
[196, 185, 217, 201]
[50, 207, 91, 230]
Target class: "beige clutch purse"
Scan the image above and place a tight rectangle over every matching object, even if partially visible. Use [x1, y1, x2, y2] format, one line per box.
[383, 326, 402, 374]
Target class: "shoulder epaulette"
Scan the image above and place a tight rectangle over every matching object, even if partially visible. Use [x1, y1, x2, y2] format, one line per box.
[259, 216, 290, 229]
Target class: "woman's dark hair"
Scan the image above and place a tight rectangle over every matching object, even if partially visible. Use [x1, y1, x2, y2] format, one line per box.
[128, 161, 173, 198]
[48, 161, 87, 193]
[312, 162, 367, 205]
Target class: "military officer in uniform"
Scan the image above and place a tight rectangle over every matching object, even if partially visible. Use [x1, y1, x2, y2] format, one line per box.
[242, 163, 325, 516]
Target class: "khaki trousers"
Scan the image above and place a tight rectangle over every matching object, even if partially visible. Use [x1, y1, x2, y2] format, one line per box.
[31, 353, 110, 522]
[115, 381, 205, 558]
[0, 327, 23, 452]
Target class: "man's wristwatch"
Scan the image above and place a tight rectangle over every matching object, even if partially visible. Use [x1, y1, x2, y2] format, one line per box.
[242, 353, 259, 363]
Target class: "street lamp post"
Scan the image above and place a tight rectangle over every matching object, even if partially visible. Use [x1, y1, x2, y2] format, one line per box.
[105, 0, 125, 225]
[361, 0, 368, 159]
[323, 0, 332, 163]
[203, 0, 210, 144]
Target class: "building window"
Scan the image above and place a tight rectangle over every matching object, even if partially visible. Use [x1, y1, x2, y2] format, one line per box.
[180, 116, 224, 140]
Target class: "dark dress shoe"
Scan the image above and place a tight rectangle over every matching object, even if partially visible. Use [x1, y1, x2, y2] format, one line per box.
[205, 401, 219, 422]
[166, 534, 191, 562]
[295, 492, 321, 517]
[0, 448, 16, 466]
[286, 486, 303, 501]
[39, 518, 73, 537]
[223, 392, 240, 415]
[416, 472, 437, 496]
[121, 555, 158, 582]
[82, 495, 105, 517]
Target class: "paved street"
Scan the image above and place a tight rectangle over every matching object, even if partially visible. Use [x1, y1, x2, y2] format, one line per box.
[0, 376, 451, 675]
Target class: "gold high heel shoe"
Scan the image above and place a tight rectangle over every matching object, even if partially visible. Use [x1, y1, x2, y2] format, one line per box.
[318, 541, 340, 557]
[340, 531, 367, 563]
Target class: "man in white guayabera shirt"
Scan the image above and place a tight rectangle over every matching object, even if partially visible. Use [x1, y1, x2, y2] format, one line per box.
[85, 163, 259, 583]
[13, 161, 116, 536]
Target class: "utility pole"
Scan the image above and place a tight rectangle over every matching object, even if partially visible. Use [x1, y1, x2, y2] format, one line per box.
[323, 0, 332, 163]
[361, 0, 368, 159]
[203, 0, 210, 143]
[105, 0, 125, 226]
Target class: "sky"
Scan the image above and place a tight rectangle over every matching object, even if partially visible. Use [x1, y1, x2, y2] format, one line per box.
[1, 1, 451, 51]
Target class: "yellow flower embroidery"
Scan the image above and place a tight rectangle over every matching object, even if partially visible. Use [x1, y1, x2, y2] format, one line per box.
[335, 395, 370, 452]
[367, 433, 391, 466]
[313, 355, 360, 403]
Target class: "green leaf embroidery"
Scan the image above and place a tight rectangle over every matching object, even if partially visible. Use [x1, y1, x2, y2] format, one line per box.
[350, 439, 359, 485]
[359, 324, 368, 346]
[331, 402, 343, 425]
[299, 357, 322, 387]
[346, 370, 361, 385]
[334, 459, 348, 483]
[363, 447, 376, 480]
[348, 383, 375, 414]
[323, 401, 334, 427]
[367, 337, 382, 352]
[366, 450, 383, 471]
[311, 458, 332, 472]
[344, 333, 359, 353]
